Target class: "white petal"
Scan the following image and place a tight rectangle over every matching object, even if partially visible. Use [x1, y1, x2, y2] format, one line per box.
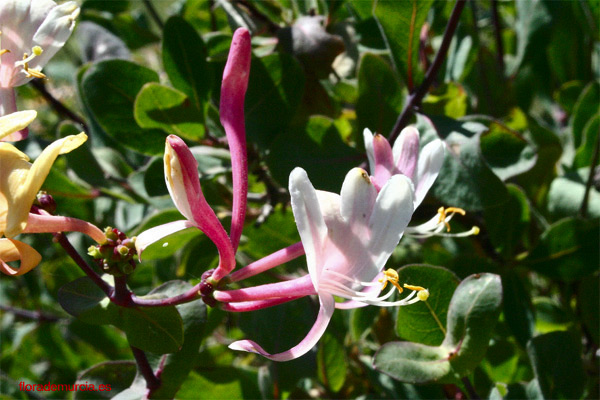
[289, 168, 327, 291]
[368, 174, 414, 271]
[29, 2, 79, 72]
[228, 293, 335, 361]
[362, 128, 376, 173]
[340, 167, 377, 226]
[134, 220, 195, 259]
[414, 139, 445, 208]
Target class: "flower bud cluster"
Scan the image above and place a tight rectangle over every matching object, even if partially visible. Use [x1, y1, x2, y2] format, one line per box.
[199, 269, 217, 307]
[88, 227, 136, 276]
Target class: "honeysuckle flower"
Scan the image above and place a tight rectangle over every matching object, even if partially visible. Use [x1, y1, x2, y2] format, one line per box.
[135, 28, 251, 283]
[1, 120, 103, 275]
[0, 0, 79, 125]
[363, 126, 445, 207]
[135, 135, 236, 276]
[226, 167, 429, 361]
[364, 127, 479, 238]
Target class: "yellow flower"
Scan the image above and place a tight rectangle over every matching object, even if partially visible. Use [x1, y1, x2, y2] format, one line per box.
[0, 133, 87, 238]
[0, 111, 87, 275]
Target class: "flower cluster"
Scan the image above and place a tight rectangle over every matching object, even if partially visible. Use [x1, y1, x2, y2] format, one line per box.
[0, 11, 478, 364]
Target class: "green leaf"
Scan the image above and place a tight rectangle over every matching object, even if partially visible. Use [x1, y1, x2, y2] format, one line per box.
[74, 361, 136, 399]
[374, 273, 502, 384]
[162, 16, 210, 111]
[44, 167, 92, 197]
[525, 217, 599, 281]
[579, 275, 599, 345]
[244, 53, 305, 148]
[483, 184, 531, 259]
[267, 116, 361, 192]
[356, 53, 404, 135]
[481, 340, 520, 384]
[142, 281, 207, 399]
[317, 332, 347, 392]
[427, 116, 509, 211]
[134, 83, 204, 139]
[176, 368, 260, 399]
[527, 331, 586, 399]
[573, 114, 600, 168]
[422, 83, 468, 119]
[395, 265, 460, 346]
[571, 79, 600, 148]
[480, 123, 537, 181]
[350, 305, 380, 342]
[547, 170, 600, 218]
[58, 277, 116, 325]
[81, 60, 167, 155]
[501, 271, 535, 348]
[373, 0, 434, 86]
[118, 306, 183, 354]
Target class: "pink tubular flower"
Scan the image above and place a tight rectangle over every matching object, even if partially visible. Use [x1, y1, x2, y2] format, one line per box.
[226, 167, 429, 361]
[0, 0, 79, 135]
[135, 135, 235, 274]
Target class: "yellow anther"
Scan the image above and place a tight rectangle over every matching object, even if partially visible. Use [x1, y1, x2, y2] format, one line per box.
[379, 269, 403, 293]
[32, 46, 43, 56]
[403, 284, 426, 291]
[437, 206, 466, 232]
[0, 49, 9, 56]
[403, 284, 429, 301]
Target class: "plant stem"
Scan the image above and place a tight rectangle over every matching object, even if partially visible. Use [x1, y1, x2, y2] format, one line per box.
[113, 275, 133, 307]
[54, 233, 113, 297]
[461, 377, 480, 399]
[490, 0, 505, 72]
[142, 0, 164, 30]
[29, 80, 88, 131]
[131, 346, 161, 392]
[469, 0, 493, 112]
[388, 0, 467, 145]
[0, 304, 62, 323]
[580, 133, 600, 218]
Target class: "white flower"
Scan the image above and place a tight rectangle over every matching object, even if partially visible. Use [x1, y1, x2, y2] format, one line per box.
[0, 0, 79, 124]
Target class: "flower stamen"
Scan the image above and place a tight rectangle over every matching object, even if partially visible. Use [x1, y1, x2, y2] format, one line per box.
[379, 268, 404, 293]
[16, 47, 47, 79]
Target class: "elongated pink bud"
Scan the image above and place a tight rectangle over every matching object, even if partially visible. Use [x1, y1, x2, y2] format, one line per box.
[219, 28, 251, 259]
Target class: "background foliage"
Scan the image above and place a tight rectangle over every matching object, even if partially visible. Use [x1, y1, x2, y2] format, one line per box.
[1, 0, 598, 399]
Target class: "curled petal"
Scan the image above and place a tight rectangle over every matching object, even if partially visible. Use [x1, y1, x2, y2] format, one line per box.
[0, 110, 36, 140]
[135, 219, 195, 259]
[229, 294, 335, 361]
[0, 133, 87, 238]
[289, 168, 327, 291]
[392, 126, 420, 179]
[220, 28, 251, 253]
[0, 238, 42, 276]
[164, 135, 235, 280]
[29, 2, 80, 73]
[414, 139, 445, 208]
